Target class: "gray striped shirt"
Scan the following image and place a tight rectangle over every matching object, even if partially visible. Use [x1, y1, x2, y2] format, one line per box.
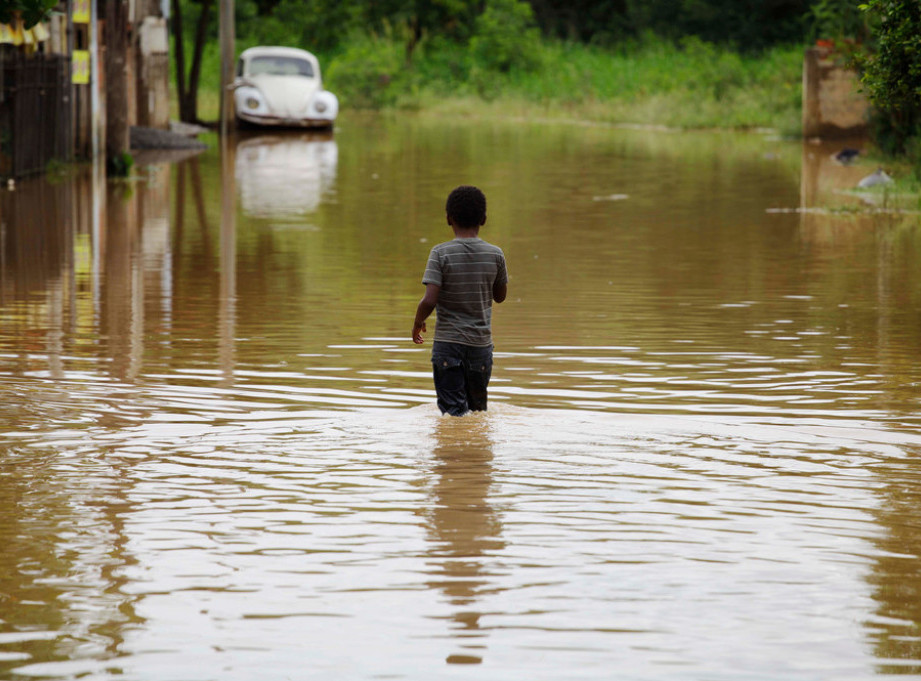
[422, 237, 508, 347]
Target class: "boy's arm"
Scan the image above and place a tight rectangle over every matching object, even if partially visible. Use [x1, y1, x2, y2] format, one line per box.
[412, 284, 440, 344]
[493, 254, 508, 303]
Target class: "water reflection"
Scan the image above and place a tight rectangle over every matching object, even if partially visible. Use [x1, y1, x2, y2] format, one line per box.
[868, 462, 921, 675]
[0, 446, 143, 678]
[100, 161, 179, 383]
[1, 115, 921, 679]
[0, 170, 77, 381]
[220, 136, 237, 386]
[423, 414, 504, 665]
[234, 131, 337, 219]
[800, 138, 870, 211]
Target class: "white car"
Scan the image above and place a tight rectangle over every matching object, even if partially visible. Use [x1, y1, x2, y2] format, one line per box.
[233, 46, 338, 129]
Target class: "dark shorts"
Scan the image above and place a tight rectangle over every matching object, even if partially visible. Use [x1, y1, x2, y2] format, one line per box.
[431, 341, 494, 416]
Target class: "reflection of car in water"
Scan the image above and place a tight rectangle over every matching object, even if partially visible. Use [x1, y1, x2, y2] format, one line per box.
[232, 46, 338, 129]
[235, 133, 338, 218]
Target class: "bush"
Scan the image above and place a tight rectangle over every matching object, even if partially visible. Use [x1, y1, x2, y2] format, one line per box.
[324, 30, 409, 109]
[470, 0, 543, 73]
[857, 0, 921, 167]
[238, 0, 355, 54]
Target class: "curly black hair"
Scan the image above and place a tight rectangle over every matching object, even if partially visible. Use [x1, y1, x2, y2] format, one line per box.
[445, 185, 487, 229]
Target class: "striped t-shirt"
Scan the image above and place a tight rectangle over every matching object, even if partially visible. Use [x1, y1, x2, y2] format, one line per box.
[422, 237, 508, 347]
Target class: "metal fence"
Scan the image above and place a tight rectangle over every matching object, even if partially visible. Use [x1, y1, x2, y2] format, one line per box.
[1, 51, 73, 179]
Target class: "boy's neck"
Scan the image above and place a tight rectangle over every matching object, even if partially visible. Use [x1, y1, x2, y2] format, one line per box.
[452, 226, 480, 239]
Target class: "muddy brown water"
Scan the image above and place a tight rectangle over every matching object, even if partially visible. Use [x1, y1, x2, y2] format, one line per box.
[2, 114, 921, 679]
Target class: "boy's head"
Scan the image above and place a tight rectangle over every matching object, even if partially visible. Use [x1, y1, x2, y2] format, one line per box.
[446, 185, 487, 230]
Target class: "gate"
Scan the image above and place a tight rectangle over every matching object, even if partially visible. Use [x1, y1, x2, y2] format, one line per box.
[0, 51, 73, 179]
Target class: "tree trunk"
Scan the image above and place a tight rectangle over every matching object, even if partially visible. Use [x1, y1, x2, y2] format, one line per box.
[171, 0, 192, 122]
[405, 15, 421, 63]
[188, 0, 214, 123]
[219, 0, 236, 132]
[104, 0, 130, 172]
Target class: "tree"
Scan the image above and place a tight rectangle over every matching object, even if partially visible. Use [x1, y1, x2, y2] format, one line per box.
[622, 0, 812, 51]
[857, 0, 921, 159]
[362, 0, 478, 61]
[809, 0, 868, 42]
[528, 0, 628, 44]
[0, 0, 56, 28]
[172, 0, 215, 124]
[236, 0, 479, 62]
[471, 0, 542, 72]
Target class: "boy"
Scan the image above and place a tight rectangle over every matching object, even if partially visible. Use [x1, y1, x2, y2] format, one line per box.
[412, 185, 509, 416]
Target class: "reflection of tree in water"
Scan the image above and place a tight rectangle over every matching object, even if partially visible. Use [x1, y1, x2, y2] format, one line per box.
[0, 448, 143, 676]
[867, 460, 921, 674]
[421, 415, 505, 665]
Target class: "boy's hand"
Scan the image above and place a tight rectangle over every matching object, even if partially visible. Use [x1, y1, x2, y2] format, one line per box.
[413, 285, 438, 344]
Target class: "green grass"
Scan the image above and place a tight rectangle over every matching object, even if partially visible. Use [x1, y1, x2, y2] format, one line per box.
[471, 40, 795, 126]
[177, 34, 805, 134]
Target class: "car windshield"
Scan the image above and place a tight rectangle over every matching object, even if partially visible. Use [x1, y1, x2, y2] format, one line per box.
[248, 56, 314, 78]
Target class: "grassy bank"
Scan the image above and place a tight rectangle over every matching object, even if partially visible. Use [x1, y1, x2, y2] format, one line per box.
[178, 35, 804, 134]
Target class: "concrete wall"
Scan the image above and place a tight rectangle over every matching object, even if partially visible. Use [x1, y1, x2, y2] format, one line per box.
[135, 17, 169, 128]
[802, 46, 870, 139]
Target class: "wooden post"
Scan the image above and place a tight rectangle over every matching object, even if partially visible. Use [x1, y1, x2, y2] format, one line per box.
[89, 0, 101, 162]
[218, 0, 235, 135]
[104, 0, 130, 170]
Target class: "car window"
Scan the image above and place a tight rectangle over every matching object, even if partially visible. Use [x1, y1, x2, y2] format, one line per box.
[248, 56, 314, 78]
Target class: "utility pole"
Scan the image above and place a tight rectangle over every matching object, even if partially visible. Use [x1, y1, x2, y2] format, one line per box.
[104, 0, 130, 171]
[219, 0, 235, 135]
[89, 0, 101, 164]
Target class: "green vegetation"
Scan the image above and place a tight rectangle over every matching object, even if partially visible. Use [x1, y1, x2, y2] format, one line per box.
[232, 0, 815, 55]
[105, 151, 135, 178]
[0, 0, 56, 28]
[171, 0, 813, 132]
[178, 32, 803, 133]
[169, 0, 918, 157]
[855, 0, 921, 170]
[345, 36, 801, 131]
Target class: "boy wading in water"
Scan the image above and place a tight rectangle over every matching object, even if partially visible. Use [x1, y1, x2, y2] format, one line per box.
[412, 186, 509, 416]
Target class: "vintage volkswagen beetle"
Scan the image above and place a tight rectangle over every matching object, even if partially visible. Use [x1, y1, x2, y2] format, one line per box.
[233, 46, 338, 129]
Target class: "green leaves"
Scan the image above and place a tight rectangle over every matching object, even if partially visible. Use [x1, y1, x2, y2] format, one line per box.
[470, 0, 542, 73]
[858, 0, 921, 162]
[0, 0, 57, 29]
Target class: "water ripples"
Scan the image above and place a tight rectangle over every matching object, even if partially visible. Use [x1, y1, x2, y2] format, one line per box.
[4, 385, 921, 679]
[4, 120, 921, 679]
[3, 326, 916, 681]
[4, 332, 910, 434]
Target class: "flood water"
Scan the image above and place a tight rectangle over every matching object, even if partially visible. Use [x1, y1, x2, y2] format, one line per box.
[2, 113, 921, 680]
